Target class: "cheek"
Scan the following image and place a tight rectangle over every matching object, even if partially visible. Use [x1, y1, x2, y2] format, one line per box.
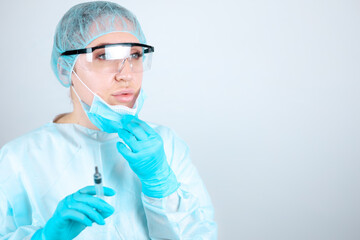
[82, 72, 109, 93]
[72, 71, 105, 105]
[134, 73, 143, 89]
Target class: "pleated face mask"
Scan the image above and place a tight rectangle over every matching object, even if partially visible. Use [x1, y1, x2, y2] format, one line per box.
[72, 70, 145, 133]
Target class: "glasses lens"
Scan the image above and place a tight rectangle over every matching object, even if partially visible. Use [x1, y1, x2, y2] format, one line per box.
[76, 45, 153, 74]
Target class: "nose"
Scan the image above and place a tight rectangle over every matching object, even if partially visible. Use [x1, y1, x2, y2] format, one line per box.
[115, 58, 133, 82]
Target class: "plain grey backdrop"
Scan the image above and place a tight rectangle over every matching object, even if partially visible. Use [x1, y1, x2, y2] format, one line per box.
[0, 0, 359, 239]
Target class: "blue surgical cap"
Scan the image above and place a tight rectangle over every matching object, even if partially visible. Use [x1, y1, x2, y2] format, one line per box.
[51, 1, 146, 87]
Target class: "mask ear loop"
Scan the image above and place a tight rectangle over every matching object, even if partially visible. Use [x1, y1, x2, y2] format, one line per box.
[72, 70, 96, 96]
[70, 70, 98, 110]
[71, 84, 82, 104]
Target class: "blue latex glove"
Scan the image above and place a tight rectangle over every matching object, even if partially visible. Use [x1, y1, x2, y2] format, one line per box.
[116, 116, 180, 198]
[31, 186, 115, 240]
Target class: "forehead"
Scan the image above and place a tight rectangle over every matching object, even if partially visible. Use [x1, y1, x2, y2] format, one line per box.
[87, 32, 140, 48]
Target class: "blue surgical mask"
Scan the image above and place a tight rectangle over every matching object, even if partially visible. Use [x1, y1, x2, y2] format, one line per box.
[72, 70, 145, 133]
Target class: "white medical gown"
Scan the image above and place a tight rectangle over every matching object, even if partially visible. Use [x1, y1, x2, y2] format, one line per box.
[0, 122, 217, 239]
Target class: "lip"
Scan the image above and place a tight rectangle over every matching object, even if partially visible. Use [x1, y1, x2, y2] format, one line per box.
[111, 89, 135, 103]
[112, 89, 135, 95]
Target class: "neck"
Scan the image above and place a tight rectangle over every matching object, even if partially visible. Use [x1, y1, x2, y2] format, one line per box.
[54, 88, 100, 131]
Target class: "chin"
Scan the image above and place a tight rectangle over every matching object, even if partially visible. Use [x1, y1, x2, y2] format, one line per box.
[121, 101, 136, 108]
[109, 95, 136, 107]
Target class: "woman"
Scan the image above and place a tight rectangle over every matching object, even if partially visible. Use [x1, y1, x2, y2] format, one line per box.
[0, 1, 217, 239]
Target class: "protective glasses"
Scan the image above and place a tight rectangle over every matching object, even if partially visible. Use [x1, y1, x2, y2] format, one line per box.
[61, 43, 154, 74]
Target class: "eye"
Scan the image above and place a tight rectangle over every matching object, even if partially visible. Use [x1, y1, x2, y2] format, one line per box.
[93, 48, 107, 60]
[130, 51, 143, 59]
[96, 53, 106, 60]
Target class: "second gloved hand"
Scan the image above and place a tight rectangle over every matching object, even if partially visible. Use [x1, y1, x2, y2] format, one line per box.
[31, 186, 115, 240]
[116, 116, 180, 198]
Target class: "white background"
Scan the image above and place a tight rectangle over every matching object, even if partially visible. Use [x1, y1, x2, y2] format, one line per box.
[1, 0, 360, 239]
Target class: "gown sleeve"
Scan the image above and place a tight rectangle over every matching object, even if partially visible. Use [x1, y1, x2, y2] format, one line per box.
[0, 145, 41, 240]
[141, 127, 218, 240]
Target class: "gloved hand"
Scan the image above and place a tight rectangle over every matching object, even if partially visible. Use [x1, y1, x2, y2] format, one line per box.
[116, 116, 180, 198]
[31, 186, 115, 240]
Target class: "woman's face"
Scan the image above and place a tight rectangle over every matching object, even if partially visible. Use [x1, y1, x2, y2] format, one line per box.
[72, 32, 143, 108]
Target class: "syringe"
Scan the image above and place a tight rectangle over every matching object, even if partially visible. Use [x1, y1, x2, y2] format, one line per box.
[93, 166, 123, 237]
[94, 166, 104, 199]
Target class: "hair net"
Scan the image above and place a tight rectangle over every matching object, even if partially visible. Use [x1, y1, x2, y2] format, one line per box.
[51, 1, 146, 87]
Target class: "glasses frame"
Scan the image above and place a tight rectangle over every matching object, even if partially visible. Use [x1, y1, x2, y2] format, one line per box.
[60, 42, 154, 56]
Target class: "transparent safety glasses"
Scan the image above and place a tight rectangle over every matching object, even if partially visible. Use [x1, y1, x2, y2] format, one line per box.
[60, 43, 154, 74]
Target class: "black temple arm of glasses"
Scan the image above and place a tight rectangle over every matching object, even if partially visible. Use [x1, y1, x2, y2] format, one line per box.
[61, 43, 154, 56]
